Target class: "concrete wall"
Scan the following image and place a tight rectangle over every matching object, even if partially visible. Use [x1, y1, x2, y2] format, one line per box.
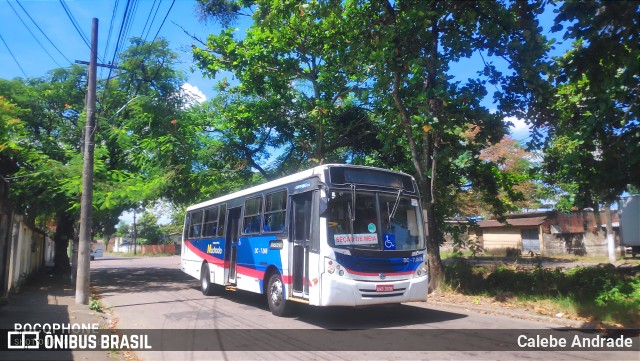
[109, 236, 175, 255]
[5, 216, 49, 294]
[482, 227, 521, 251]
[543, 231, 609, 256]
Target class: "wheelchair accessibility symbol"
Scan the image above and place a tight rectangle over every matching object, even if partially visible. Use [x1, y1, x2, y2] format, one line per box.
[383, 234, 396, 250]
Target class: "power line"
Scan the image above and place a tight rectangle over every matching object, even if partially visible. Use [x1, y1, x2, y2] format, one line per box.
[106, 0, 134, 83]
[150, 0, 175, 43]
[6, 1, 61, 68]
[14, 0, 72, 64]
[100, 0, 120, 79]
[100, 0, 135, 121]
[58, 0, 92, 53]
[0, 31, 28, 78]
[131, 0, 175, 96]
[142, 0, 162, 42]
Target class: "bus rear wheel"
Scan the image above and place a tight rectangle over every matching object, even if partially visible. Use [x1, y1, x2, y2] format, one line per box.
[267, 273, 290, 316]
[201, 263, 216, 296]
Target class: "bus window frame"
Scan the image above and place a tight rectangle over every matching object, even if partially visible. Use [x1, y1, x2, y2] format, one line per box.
[202, 205, 219, 238]
[188, 209, 204, 239]
[263, 189, 288, 234]
[217, 203, 227, 237]
[242, 195, 263, 235]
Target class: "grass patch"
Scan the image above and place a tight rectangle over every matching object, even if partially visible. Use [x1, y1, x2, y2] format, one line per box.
[443, 260, 640, 327]
[89, 299, 103, 313]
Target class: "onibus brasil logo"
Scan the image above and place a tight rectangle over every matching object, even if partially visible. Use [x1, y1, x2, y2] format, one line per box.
[7, 323, 151, 350]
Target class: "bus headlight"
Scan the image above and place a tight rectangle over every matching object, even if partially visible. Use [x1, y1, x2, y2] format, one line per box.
[415, 262, 428, 277]
[325, 257, 345, 277]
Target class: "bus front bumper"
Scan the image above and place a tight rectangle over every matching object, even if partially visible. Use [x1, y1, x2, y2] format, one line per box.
[319, 273, 428, 306]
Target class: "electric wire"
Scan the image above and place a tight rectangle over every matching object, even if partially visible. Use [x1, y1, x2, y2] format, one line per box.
[150, 0, 175, 44]
[58, 0, 92, 52]
[143, 0, 163, 42]
[132, 0, 175, 96]
[14, 0, 72, 64]
[0, 31, 28, 78]
[100, 0, 120, 79]
[105, 0, 134, 85]
[6, 0, 61, 68]
[100, 0, 134, 121]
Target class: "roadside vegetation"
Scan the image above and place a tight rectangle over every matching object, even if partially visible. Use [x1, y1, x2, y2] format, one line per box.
[1, 1, 637, 294]
[442, 258, 640, 327]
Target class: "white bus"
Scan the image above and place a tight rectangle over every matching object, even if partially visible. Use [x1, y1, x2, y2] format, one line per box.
[181, 164, 428, 316]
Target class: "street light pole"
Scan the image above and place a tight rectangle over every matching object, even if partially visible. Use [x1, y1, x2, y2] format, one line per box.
[76, 18, 98, 305]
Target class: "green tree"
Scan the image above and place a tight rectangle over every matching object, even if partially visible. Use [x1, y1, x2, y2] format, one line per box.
[136, 211, 162, 245]
[193, 0, 382, 178]
[193, 0, 552, 289]
[341, 0, 551, 288]
[0, 38, 227, 273]
[540, 0, 639, 212]
[115, 220, 130, 237]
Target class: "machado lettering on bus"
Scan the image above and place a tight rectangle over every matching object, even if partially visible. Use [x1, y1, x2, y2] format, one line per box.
[206, 244, 223, 254]
[333, 234, 378, 245]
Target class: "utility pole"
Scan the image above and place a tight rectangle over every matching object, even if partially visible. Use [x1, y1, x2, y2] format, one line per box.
[604, 203, 616, 263]
[76, 18, 98, 305]
[133, 209, 137, 255]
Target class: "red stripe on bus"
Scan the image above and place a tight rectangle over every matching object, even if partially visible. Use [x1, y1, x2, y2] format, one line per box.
[184, 240, 224, 266]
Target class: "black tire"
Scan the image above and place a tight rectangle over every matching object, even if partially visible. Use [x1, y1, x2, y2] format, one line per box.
[200, 263, 216, 296]
[266, 273, 290, 317]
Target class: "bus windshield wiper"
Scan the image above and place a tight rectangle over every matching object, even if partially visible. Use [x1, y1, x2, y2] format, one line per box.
[350, 184, 356, 222]
[348, 184, 356, 239]
[388, 189, 402, 225]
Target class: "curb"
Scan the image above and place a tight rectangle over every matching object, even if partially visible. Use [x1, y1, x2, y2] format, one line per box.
[425, 300, 587, 328]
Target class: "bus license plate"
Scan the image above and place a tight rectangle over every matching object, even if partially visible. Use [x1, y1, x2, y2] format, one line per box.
[376, 285, 394, 292]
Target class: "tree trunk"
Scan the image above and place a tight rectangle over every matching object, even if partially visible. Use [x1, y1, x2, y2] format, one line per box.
[53, 211, 75, 274]
[424, 202, 444, 292]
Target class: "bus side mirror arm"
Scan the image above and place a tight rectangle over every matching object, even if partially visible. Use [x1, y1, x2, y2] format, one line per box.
[319, 197, 328, 216]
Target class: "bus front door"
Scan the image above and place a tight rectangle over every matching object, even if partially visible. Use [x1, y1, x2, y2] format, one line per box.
[226, 207, 241, 284]
[290, 192, 312, 297]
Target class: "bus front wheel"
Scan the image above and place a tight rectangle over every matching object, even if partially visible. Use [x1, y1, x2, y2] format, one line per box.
[267, 273, 290, 316]
[201, 263, 216, 296]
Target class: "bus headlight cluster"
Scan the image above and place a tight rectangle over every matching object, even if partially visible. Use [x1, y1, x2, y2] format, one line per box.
[415, 262, 428, 277]
[325, 258, 346, 277]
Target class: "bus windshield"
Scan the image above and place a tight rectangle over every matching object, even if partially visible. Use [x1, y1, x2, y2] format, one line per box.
[327, 190, 425, 251]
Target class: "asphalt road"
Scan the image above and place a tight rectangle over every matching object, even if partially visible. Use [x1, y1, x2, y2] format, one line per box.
[90, 255, 638, 361]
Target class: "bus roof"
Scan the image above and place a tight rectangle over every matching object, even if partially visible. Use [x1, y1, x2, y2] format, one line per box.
[185, 164, 414, 211]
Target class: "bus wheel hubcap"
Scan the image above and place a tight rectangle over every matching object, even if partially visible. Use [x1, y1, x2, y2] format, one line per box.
[270, 279, 283, 306]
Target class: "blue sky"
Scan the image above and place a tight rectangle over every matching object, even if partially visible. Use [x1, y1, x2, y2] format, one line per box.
[1, 1, 570, 224]
[0, 0, 220, 100]
[0, 1, 568, 142]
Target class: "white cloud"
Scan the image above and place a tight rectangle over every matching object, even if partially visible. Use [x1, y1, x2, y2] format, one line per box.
[504, 116, 531, 141]
[180, 83, 207, 106]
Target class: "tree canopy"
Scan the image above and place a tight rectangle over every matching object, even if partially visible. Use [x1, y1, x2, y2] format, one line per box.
[0, 0, 637, 281]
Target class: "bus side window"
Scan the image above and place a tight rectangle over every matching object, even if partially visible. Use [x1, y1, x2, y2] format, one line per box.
[243, 196, 263, 234]
[264, 190, 287, 233]
[189, 210, 204, 238]
[202, 206, 219, 237]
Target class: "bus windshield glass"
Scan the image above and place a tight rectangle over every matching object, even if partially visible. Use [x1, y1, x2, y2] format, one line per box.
[327, 190, 425, 251]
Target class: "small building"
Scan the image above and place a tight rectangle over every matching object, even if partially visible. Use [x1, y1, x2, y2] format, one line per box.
[476, 210, 620, 256]
[478, 212, 550, 255]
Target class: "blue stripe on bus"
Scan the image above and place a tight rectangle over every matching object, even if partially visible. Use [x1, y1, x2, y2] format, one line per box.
[335, 252, 423, 275]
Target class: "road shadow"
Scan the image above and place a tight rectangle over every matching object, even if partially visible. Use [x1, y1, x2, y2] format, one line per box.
[93, 265, 467, 329]
[91, 267, 194, 296]
[194, 285, 467, 329]
[0, 272, 77, 360]
[292, 303, 467, 329]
